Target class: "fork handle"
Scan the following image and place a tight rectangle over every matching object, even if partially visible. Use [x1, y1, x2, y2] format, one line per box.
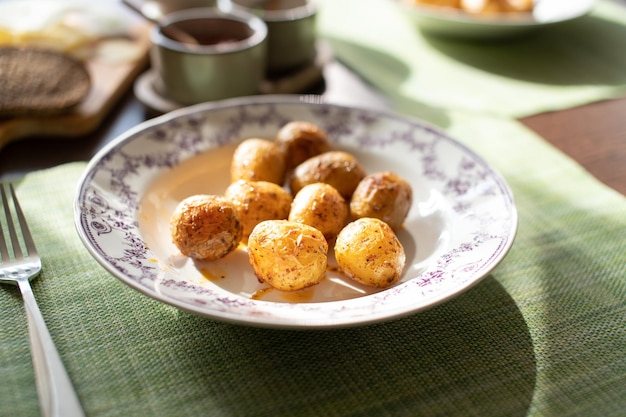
[18, 279, 86, 417]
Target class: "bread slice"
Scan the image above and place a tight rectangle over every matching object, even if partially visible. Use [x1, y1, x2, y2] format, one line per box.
[0, 47, 91, 117]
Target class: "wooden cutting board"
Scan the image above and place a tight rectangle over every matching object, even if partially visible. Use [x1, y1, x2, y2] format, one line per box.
[0, 16, 151, 150]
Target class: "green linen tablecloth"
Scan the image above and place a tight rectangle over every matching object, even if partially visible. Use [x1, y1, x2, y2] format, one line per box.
[2, 0, 626, 416]
[1, 112, 625, 416]
[317, 0, 626, 118]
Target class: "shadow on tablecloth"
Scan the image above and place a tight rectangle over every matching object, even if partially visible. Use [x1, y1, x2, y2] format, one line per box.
[421, 14, 626, 86]
[324, 37, 452, 129]
[169, 276, 536, 417]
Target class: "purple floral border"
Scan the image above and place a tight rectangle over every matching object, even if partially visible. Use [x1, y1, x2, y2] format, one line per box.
[75, 98, 516, 325]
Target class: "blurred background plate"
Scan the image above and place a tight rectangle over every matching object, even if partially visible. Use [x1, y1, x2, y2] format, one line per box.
[394, 0, 595, 39]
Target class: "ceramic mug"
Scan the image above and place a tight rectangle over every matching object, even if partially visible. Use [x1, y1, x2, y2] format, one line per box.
[150, 7, 267, 105]
[230, 0, 317, 74]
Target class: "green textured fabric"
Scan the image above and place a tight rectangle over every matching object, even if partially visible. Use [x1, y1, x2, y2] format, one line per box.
[2, 1, 626, 416]
[317, 0, 626, 118]
[1, 108, 625, 416]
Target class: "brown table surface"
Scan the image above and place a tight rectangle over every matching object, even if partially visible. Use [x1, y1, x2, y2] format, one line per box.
[1, 59, 625, 197]
[521, 97, 626, 196]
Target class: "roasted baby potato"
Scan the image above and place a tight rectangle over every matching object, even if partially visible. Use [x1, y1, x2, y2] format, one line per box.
[350, 172, 413, 231]
[225, 179, 293, 238]
[248, 220, 328, 291]
[334, 218, 406, 288]
[170, 195, 242, 261]
[231, 138, 286, 185]
[289, 151, 366, 199]
[289, 182, 349, 241]
[275, 121, 332, 170]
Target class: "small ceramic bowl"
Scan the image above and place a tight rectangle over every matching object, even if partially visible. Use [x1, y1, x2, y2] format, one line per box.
[230, 0, 318, 74]
[150, 7, 267, 105]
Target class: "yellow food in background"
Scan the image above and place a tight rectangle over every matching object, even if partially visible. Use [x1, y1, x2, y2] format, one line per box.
[0, 0, 142, 62]
[414, 0, 461, 8]
[12, 24, 89, 53]
[502, 0, 534, 12]
[414, 0, 534, 14]
[0, 28, 13, 44]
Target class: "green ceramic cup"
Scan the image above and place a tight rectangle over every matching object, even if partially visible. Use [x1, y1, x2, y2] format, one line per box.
[150, 7, 268, 105]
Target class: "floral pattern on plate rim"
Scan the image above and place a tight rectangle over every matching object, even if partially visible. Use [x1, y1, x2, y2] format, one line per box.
[74, 97, 517, 328]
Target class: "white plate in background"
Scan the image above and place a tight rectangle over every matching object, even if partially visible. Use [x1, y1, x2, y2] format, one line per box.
[394, 0, 595, 39]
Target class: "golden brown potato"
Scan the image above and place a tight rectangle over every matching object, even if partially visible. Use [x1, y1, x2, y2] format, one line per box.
[289, 151, 366, 199]
[248, 220, 328, 291]
[334, 218, 406, 288]
[170, 195, 242, 261]
[275, 121, 332, 170]
[350, 172, 413, 231]
[231, 138, 286, 185]
[225, 179, 293, 238]
[289, 183, 349, 241]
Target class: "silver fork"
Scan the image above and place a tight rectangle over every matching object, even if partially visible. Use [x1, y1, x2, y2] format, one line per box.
[0, 183, 85, 417]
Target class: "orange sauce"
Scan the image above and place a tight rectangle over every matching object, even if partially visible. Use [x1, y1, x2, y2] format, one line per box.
[199, 266, 227, 282]
[251, 287, 274, 300]
[251, 285, 317, 302]
[280, 286, 316, 303]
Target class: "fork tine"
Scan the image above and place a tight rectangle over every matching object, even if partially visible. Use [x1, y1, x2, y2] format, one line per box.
[0, 184, 84, 416]
[0, 184, 11, 261]
[9, 184, 38, 259]
[3, 183, 23, 259]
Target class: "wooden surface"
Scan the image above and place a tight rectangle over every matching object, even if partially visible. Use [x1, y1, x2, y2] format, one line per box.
[521, 97, 626, 196]
[0, 20, 151, 150]
[0, 59, 625, 198]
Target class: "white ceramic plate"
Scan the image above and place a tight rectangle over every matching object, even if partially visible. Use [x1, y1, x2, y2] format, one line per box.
[74, 96, 517, 329]
[395, 0, 595, 39]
